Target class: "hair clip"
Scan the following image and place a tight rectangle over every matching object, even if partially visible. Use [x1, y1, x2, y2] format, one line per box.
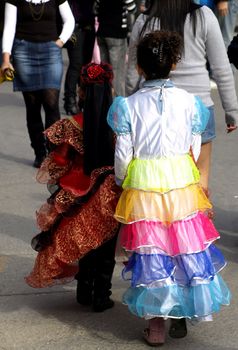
[152, 47, 159, 55]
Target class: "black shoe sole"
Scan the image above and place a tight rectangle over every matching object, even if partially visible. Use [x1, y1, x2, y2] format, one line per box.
[93, 299, 114, 312]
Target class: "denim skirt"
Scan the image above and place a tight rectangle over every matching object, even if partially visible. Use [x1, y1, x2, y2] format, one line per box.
[201, 106, 216, 144]
[12, 39, 63, 92]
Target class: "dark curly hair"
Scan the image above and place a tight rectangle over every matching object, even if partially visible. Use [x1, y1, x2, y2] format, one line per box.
[137, 30, 183, 79]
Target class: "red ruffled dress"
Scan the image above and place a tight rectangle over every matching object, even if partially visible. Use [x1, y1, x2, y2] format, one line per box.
[25, 113, 121, 288]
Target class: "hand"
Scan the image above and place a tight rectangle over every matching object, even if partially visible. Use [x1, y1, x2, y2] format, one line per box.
[216, 1, 229, 16]
[226, 124, 237, 133]
[55, 38, 64, 48]
[140, 5, 146, 12]
[1, 61, 14, 73]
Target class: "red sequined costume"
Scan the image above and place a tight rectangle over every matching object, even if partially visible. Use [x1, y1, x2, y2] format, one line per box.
[25, 113, 121, 288]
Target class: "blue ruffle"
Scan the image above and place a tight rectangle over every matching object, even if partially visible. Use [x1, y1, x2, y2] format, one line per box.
[122, 244, 226, 287]
[122, 273, 231, 319]
[107, 96, 131, 135]
[192, 96, 210, 134]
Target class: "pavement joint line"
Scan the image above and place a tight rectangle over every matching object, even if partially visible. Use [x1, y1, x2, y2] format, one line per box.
[0, 290, 74, 298]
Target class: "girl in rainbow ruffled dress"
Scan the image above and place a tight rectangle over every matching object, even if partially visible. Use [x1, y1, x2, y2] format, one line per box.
[107, 30, 231, 346]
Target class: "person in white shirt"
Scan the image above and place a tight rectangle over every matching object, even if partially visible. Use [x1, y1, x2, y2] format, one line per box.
[1, 0, 75, 167]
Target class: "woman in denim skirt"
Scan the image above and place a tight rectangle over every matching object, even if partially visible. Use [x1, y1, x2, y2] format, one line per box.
[1, 0, 75, 167]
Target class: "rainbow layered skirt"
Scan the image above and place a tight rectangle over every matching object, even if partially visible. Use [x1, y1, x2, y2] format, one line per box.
[116, 155, 231, 320]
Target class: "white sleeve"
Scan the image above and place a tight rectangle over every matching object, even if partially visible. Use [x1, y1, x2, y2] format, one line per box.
[2, 3, 17, 54]
[58, 1, 75, 44]
[115, 134, 133, 181]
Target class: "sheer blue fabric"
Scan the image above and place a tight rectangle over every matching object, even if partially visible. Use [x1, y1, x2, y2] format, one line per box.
[192, 96, 210, 134]
[107, 96, 131, 135]
[122, 274, 231, 319]
[122, 244, 226, 287]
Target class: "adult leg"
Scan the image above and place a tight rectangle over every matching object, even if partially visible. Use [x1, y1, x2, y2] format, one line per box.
[63, 27, 82, 115]
[41, 88, 61, 152]
[216, 0, 238, 48]
[77, 26, 95, 110]
[97, 36, 110, 63]
[64, 25, 95, 114]
[105, 37, 127, 96]
[196, 105, 215, 191]
[22, 91, 46, 167]
[196, 142, 212, 191]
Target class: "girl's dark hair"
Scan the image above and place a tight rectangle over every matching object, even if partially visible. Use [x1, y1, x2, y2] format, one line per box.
[81, 63, 114, 175]
[141, 0, 202, 40]
[137, 30, 183, 79]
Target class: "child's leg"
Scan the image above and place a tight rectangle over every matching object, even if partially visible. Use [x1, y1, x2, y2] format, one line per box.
[143, 317, 165, 346]
[93, 234, 118, 312]
[75, 252, 96, 305]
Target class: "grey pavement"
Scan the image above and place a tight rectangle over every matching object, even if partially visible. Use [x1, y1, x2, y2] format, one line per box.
[0, 56, 238, 349]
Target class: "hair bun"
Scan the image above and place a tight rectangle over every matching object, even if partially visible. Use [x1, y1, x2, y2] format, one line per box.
[81, 62, 113, 85]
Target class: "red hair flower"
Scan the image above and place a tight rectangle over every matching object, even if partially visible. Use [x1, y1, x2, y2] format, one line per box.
[81, 62, 113, 85]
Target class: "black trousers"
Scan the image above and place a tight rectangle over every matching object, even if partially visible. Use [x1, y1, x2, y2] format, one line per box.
[75, 233, 118, 298]
[64, 25, 95, 100]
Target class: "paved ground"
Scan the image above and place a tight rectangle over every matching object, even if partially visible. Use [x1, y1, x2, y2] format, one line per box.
[0, 55, 238, 349]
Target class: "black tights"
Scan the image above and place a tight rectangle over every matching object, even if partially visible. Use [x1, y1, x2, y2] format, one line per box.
[23, 89, 60, 156]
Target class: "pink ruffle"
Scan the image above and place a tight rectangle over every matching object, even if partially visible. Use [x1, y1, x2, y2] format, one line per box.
[120, 212, 220, 256]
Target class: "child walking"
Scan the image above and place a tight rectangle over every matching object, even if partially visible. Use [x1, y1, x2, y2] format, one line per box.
[26, 62, 121, 312]
[107, 31, 231, 346]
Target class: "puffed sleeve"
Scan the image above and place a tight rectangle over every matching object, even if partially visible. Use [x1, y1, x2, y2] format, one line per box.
[107, 96, 133, 184]
[192, 96, 210, 135]
[107, 96, 131, 135]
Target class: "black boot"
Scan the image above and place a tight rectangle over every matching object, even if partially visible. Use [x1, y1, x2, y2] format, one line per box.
[169, 318, 187, 338]
[93, 290, 114, 312]
[75, 253, 94, 306]
[76, 280, 93, 306]
[63, 96, 79, 115]
[92, 236, 117, 312]
[33, 151, 46, 168]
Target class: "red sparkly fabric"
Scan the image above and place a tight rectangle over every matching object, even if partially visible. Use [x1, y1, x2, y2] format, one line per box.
[26, 175, 121, 288]
[26, 114, 121, 288]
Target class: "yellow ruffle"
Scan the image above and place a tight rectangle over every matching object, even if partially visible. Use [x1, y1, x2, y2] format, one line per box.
[122, 154, 200, 193]
[115, 184, 211, 224]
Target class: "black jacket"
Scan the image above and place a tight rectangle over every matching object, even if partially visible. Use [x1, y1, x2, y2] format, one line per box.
[95, 0, 136, 39]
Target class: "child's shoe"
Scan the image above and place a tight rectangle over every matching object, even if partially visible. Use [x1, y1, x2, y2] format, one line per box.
[76, 282, 93, 306]
[169, 318, 187, 338]
[93, 295, 115, 312]
[143, 317, 165, 346]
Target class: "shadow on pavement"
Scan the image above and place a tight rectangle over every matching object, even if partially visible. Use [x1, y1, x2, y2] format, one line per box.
[0, 151, 32, 167]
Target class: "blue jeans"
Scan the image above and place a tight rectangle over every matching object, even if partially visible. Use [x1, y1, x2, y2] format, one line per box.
[216, 0, 238, 48]
[97, 36, 127, 96]
[64, 25, 95, 100]
[193, 0, 214, 9]
[201, 106, 216, 144]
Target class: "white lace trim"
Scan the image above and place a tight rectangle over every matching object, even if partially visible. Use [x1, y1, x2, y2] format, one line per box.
[25, 0, 50, 4]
